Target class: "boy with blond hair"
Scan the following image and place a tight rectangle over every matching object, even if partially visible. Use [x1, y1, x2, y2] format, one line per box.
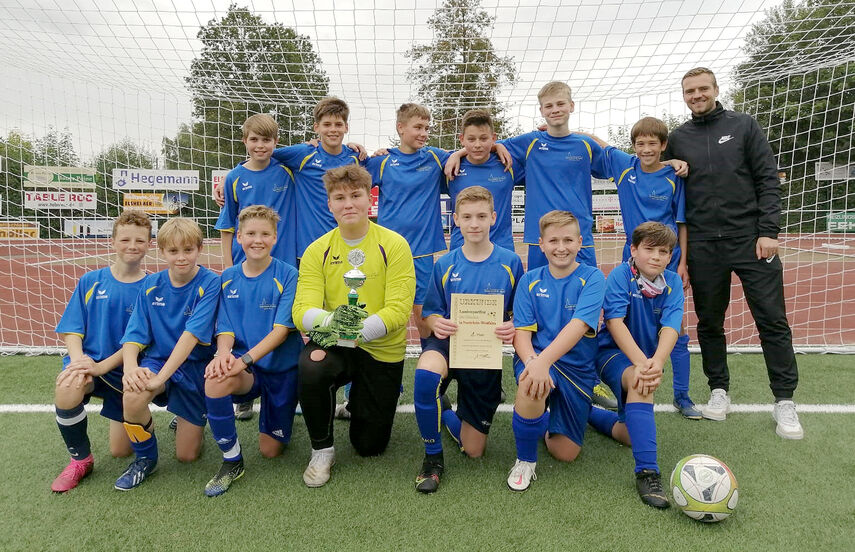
[115, 217, 220, 490]
[51, 210, 152, 492]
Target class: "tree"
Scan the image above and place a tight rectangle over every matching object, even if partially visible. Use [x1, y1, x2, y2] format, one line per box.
[33, 127, 79, 167]
[729, 0, 855, 232]
[405, 0, 518, 149]
[0, 130, 36, 220]
[92, 139, 157, 218]
[163, 4, 330, 231]
[607, 113, 688, 154]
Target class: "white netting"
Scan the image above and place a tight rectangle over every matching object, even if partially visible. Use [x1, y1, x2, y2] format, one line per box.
[0, 0, 852, 353]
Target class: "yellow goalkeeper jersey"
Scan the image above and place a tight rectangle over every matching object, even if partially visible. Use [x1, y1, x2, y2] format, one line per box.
[293, 222, 416, 362]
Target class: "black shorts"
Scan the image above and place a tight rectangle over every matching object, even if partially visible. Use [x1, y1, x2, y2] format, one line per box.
[423, 335, 502, 434]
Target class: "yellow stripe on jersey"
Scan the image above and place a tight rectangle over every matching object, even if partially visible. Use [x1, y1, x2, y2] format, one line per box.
[231, 176, 240, 201]
[616, 168, 632, 187]
[349, 156, 360, 165]
[517, 324, 537, 332]
[282, 165, 294, 180]
[525, 138, 539, 160]
[579, 277, 586, 286]
[379, 156, 390, 181]
[666, 177, 676, 193]
[273, 277, 284, 294]
[582, 139, 592, 161]
[553, 364, 592, 401]
[666, 285, 672, 295]
[215, 330, 235, 337]
[83, 282, 100, 305]
[221, 279, 233, 290]
[145, 286, 158, 296]
[299, 152, 317, 171]
[427, 149, 443, 170]
[502, 264, 516, 289]
[198, 286, 205, 298]
[441, 264, 455, 288]
[528, 279, 541, 292]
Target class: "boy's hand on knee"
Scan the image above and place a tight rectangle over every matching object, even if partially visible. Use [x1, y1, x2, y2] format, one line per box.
[56, 368, 90, 389]
[519, 357, 554, 401]
[145, 371, 166, 392]
[66, 355, 96, 373]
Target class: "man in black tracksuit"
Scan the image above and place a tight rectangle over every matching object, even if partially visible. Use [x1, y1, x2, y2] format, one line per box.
[665, 67, 803, 439]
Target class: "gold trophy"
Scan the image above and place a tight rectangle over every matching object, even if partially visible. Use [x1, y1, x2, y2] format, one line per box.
[337, 249, 367, 348]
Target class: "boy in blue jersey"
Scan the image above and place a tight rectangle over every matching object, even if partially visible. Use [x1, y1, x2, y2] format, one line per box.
[582, 118, 699, 419]
[364, 103, 450, 343]
[589, 222, 684, 509]
[507, 211, 605, 492]
[115, 217, 220, 491]
[215, 113, 297, 268]
[51, 210, 152, 492]
[413, 186, 523, 493]
[203, 206, 302, 496]
[446, 109, 524, 252]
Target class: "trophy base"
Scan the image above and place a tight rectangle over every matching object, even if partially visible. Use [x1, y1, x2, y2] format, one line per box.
[336, 337, 358, 348]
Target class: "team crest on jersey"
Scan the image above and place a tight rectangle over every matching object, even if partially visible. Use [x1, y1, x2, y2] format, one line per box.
[272, 182, 287, 193]
[96, 289, 108, 300]
[416, 165, 432, 172]
[484, 285, 505, 294]
[126, 305, 134, 314]
[389, 158, 400, 167]
[564, 299, 576, 311]
[152, 296, 166, 307]
[565, 153, 583, 161]
[648, 190, 669, 202]
[259, 298, 276, 310]
[536, 287, 550, 298]
[183, 306, 194, 317]
[538, 142, 549, 151]
[488, 173, 505, 183]
[226, 288, 239, 299]
[240, 180, 252, 191]
[653, 307, 662, 315]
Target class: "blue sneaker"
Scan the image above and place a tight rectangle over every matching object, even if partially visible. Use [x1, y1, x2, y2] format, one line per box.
[114, 457, 157, 491]
[673, 395, 702, 420]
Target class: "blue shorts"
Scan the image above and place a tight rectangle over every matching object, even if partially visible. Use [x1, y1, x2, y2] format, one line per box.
[513, 356, 593, 447]
[597, 348, 632, 422]
[423, 335, 502, 434]
[233, 368, 299, 444]
[622, 242, 682, 272]
[141, 358, 207, 427]
[413, 254, 435, 305]
[526, 244, 597, 270]
[61, 356, 124, 423]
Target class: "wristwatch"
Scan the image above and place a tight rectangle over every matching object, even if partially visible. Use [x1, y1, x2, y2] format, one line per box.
[240, 353, 254, 367]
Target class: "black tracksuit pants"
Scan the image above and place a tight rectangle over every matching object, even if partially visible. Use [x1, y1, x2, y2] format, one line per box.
[687, 235, 798, 400]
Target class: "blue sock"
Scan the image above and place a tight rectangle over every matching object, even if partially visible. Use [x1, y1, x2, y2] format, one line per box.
[414, 369, 443, 455]
[441, 408, 462, 447]
[344, 382, 351, 401]
[206, 395, 241, 461]
[512, 409, 548, 463]
[56, 403, 91, 460]
[128, 419, 158, 461]
[588, 406, 619, 438]
[671, 334, 691, 398]
[625, 402, 658, 473]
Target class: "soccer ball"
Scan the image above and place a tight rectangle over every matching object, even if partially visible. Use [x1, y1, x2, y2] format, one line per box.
[670, 454, 739, 522]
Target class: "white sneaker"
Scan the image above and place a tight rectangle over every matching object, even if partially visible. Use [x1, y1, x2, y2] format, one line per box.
[334, 402, 351, 420]
[703, 388, 730, 421]
[507, 459, 537, 492]
[773, 400, 804, 439]
[303, 447, 335, 487]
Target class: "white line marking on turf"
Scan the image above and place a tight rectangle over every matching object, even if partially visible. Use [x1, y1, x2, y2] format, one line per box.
[1, 403, 854, 414]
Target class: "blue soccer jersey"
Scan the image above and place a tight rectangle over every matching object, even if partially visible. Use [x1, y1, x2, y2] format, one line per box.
[272, 143, 362, 257]
[55, 266, 147, 362]
[364, 146, 449, 258]
[513, 263, 606, 392]
[214, 159, 297, 267]
[122, 267, 220, 363]
[447, 153, 524, 251]
[216, 258, 303, 373]
[597, 262, 684, 357]
[422, 245, 524, 321]
[501, 131, 608, 253]
[605, 146, 685, 266]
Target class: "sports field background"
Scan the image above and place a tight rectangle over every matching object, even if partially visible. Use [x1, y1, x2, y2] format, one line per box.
[0, 354, 853, 551]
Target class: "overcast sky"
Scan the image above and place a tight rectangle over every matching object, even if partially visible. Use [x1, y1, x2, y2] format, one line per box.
[0, 0, 788, 160]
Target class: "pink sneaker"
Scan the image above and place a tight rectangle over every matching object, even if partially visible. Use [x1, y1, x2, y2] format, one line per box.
[51, 455, 94, 492]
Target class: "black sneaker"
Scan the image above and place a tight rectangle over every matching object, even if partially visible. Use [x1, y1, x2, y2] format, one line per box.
[168, 416, 178, 432]
[415, 453, 444, 494]
[235, 400, 254, 421]
[635, 469, 670, 509]
[204, 458, 245, 497]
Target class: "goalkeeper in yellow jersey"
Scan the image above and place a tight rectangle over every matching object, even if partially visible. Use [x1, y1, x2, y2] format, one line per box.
[293, 165, 416, 488]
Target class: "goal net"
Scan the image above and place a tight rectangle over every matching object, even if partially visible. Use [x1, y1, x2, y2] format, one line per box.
[0, 0, 852, 353]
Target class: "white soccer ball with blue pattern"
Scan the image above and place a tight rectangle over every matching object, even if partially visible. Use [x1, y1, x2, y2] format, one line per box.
[670, 454, 739, 522]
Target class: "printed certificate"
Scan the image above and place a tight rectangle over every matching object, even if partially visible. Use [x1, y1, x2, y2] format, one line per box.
[449, 293, 503, 370]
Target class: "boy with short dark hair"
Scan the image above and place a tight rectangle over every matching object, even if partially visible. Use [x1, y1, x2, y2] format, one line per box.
[51, 210, 152, 492]
[589, 221, 684, 509]
[507, 210, 605, 492]
[203, 205, 302, 496]
[293, 165, 415, 488]
[115, 217, 220, 491]
[215, 113, 297, 268]
[447, 109, 524, 252]
[413, 186, 523, 493]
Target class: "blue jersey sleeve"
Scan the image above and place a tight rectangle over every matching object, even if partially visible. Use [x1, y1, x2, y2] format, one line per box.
[673, 174, 686, 224]
[274, 267, 298, 329]
[498, 133, 534, 166]
[659, 273, 685, 334]
[605, 146, 634, 183]
[512, 273, 537, 331]
[183, 274, 220, 345]
[215, 285, 234, 337]
[421, 259, 448, 319]
[55, 277, 88, 337]
[583, 136, 609, 180]
[364, 154, 387, 186]
[272, 143, 315, 171]
[573, 269, 606, 330]
[214, 167, 241, 233]
[426, 146, 451, 166]
[602, 265, 631, 322]
[121, 284, 153, 348]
